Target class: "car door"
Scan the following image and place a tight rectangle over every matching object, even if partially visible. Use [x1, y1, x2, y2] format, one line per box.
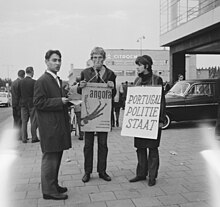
[184, 83, 216, 120]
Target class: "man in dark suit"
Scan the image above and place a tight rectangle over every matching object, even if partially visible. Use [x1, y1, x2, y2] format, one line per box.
[11, 70, 25, 140]
[78, 47, 116, 183]
[19, 67, 39, 143]
[34, 50, 71, 200]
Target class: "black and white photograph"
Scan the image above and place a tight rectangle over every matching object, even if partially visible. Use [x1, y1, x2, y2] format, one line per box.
[0, 0, 220, 206]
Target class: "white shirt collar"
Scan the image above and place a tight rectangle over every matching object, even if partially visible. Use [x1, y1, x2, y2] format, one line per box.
[46, 70, 60, 87]
[46, 70, 57, 79]
[26, 74, 32, 78]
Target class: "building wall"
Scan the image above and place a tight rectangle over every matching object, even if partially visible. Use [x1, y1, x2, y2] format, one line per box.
[68, 68, 83, 86]
[68, 49, 196, 85]
[160, 0, 220, 46]
[105, 49, 170, 83]
[197, 69, 209, 79]
[186, 54, 197, 79]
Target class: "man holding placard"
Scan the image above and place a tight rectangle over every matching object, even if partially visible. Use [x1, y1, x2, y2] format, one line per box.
[78, 47, 116, 183]
[124, 55, 165, 186]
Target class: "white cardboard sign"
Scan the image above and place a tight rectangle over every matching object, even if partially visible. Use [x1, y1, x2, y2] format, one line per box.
[121, 86, 162, 139]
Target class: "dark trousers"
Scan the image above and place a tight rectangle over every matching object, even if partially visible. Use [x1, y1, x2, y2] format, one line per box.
[84, 132, 108, 174]
[215, 104, 220, 136]
[12, 106, 22, 140]
[41, 151, 63, 195]
[136, 148, 159, 180]
[113, 102, 121, 125]
[21, 105, 38, 141]
[75, 111, 83, 137]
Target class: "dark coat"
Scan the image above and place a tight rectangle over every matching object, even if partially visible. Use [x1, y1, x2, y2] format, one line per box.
[78, 65, 117, 98]
[19, 76, 36, 107]
[33, 72, 71, 153]
[133, 73, 166, 148]
[11, 78, 21, 107]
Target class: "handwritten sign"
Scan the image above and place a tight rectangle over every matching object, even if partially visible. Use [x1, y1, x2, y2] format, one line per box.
[121, 86, 162, 139]
[81, 82, 112, 132]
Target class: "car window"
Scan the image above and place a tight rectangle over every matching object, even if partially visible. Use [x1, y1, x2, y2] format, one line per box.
[188, 83, 213, 96]
[0, 93, 6, 97]
[168, 82, 189, 95]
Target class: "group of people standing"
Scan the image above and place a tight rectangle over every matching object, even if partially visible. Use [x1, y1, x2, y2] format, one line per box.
[11, 67, 39, 143]
[111, 81, 129, 127]
[11, 47, 165, 200]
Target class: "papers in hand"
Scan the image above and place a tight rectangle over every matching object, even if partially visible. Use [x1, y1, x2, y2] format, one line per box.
[69, 100, 83, 105]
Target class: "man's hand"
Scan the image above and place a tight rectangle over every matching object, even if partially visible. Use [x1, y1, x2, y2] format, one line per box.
[107, 81, 114, 88]
[62, 97, 69, 104]
[79, 80, 87, 88]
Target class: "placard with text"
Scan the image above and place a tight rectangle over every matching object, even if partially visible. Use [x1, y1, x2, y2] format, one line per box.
[81, 82, 112, 132]
[121, 86, 162, 139]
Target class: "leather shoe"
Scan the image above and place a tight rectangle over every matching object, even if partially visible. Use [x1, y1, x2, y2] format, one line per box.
[78, 136, 83, 140]
[99, 172, 111, 181]
[43, 193, 68, 200]
[129, 176, 146, 182]
[57, 185, 67, 193]
[32, 139, 40, 143]
[82, 173, 90, 183]
[148, 179, 156, 186]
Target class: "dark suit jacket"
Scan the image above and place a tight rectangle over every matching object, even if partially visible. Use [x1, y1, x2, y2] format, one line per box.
[33, 72, 71, 153]
[11, 78, 21, 107]
[79, 66, 117, 98]
[20, 76, 36, 107]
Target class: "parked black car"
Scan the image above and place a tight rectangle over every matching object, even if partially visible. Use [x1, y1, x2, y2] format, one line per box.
[162, 79, 219, 129]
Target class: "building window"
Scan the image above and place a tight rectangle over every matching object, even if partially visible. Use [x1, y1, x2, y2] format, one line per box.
[114, 70, 125, 76]
[126, 70, 136, 76]
[160, 0, 220, 34]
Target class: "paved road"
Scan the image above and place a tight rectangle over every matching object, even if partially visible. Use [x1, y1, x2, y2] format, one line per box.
[4, 115, 217, 207]
[0, 106, 12, 124]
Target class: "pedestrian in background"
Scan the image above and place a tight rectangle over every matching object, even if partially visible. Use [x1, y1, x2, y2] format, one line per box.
[177, 74, 184, 82]
[121, 81, 128, 110]
[78, 47, 116, 183]
[163, 81, 171, 94]
[11, 69, 25, 140]
[34, 50, 71, 200]
[129, 55, 165, 186]
[112, 82, 124, 127]
[19, 66, 39, 143]
[215, 77, 220, 139]
[68, 76, 84, 140]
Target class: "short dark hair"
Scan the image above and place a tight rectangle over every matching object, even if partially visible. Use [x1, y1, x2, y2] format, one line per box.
[18, 70, 25, 78]
[45, 50, 61, 60]
[26, 66, 33, 74]
[135, 55, 153, 73]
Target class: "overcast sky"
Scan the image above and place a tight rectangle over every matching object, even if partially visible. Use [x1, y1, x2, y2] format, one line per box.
[0, 0, 219, 81]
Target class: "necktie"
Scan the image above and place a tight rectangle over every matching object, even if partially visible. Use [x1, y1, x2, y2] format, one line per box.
[97, 70, 101, 83]
[56, 77, 60, 87]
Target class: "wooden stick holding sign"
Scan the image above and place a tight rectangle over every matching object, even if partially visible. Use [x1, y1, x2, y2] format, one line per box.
[81, 82, 112, 132]
[121, 86, 162, 139]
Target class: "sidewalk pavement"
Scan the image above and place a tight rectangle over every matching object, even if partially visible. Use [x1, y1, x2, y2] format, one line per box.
[4, 116, 216, 207]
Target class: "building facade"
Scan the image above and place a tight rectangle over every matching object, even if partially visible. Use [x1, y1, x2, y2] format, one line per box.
[105, 49, 170, 84]
[160, 0, 220, 83]
[68, 48, 196, 85]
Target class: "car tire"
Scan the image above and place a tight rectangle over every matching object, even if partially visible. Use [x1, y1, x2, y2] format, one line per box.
[162, 114, 171, 130]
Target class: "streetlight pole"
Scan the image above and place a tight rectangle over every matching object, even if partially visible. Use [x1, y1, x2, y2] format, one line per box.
[137, 36, 145, 55]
